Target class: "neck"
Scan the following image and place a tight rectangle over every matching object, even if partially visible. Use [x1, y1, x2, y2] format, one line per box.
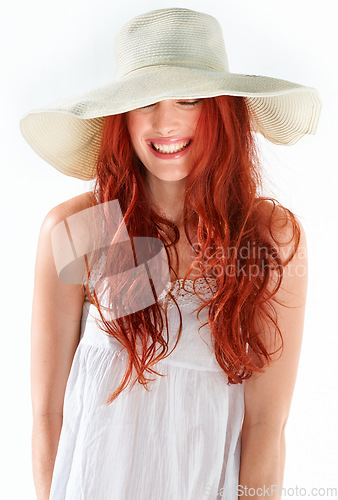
[145, 173, 187, 226]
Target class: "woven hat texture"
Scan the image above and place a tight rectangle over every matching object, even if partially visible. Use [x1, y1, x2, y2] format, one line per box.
[20, 8, 322, 180]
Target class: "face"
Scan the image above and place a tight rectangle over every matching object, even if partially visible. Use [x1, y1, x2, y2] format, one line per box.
[125, 99, 203, 182]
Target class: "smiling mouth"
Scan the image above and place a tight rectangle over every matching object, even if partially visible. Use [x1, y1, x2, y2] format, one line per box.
[150, 139, 192, 154]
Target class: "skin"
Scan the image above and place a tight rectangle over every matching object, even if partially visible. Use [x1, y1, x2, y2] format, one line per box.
[31, 99, 307, 500]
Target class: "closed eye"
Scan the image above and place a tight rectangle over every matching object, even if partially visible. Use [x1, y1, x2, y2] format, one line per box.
[177, 100, 202, 106]
[136, 99, 202, 110]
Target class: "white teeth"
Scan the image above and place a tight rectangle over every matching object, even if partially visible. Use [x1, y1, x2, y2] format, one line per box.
[152, 140, 190, 154]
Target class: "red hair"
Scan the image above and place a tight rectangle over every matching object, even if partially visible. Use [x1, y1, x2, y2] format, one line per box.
[84, 96, 301, 405]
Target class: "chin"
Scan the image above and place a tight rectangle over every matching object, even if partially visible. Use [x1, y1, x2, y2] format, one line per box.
[155, 171, 189, 182]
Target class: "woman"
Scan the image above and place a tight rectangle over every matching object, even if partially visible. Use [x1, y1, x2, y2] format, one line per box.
[21, 8, 321, 500]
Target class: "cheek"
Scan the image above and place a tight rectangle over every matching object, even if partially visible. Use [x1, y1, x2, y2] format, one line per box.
[192, 109, 203, 130]
[126, 117, 146, 160]
[126, 115, 146, 151]
[126, 115, 137, 143]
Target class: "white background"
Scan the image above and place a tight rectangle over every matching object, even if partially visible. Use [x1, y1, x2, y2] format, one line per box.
[1, 0, 337, 498]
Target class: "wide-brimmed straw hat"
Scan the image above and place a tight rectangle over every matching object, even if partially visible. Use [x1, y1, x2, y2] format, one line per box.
[20, 7, 322, 181]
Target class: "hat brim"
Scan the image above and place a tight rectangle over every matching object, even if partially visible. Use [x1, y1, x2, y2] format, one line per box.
[20, 66, 322, 180]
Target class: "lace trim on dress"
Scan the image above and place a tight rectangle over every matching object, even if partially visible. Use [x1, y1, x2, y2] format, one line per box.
[157, 277, 218, 308]
[83, 269, 218, 309]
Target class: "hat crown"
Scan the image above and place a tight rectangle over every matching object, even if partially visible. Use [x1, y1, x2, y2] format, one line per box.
[114, 8, 229, 79]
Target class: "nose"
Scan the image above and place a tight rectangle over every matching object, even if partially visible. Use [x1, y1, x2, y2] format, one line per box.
[151, 100, 179, 136]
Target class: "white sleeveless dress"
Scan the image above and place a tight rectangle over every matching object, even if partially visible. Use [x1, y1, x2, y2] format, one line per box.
[49, 277, 245, 500]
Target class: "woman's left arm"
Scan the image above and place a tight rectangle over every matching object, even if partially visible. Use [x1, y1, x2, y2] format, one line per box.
[238, 208, 308, 500]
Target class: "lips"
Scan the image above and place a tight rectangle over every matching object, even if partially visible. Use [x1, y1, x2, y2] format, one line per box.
[146, 137, 193, 159]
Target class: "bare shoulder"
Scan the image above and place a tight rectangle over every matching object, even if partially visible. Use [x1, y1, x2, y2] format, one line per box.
[41, 190, 96, 230]
[242, 200, 308, 433]
[33, 191, 96, 315]
[38, 191, 97, 285]
[254, 197, 306, 264]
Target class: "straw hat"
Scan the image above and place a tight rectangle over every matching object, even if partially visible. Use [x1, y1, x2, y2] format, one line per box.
[19, 7, 322, 181]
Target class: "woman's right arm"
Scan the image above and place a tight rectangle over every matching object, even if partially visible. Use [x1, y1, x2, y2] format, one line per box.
[31, 193, 93, 500]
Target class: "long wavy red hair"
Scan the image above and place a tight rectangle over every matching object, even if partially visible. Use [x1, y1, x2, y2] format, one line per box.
[83, 95, 301, 405]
